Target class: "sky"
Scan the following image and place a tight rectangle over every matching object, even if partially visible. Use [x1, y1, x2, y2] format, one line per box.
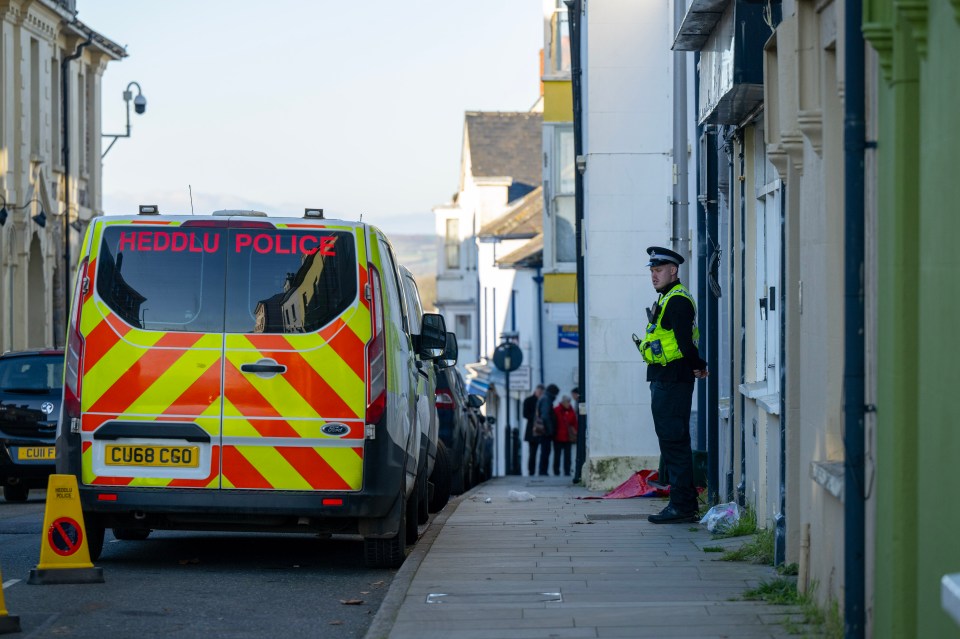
[78, 1, 544, 236]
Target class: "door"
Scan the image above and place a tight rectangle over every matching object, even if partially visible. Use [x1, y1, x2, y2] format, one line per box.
[221, 225, 367, 491]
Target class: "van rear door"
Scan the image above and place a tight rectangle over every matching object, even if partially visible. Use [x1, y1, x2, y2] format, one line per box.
[220, 224, 368, 491]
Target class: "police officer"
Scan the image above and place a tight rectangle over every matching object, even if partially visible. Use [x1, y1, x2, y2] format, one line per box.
[635, 246, 708, 524]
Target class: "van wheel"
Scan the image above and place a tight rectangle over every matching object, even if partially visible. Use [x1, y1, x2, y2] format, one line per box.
[405, 483, 420, 544]
[428, 440, 451, 512]
[2, 485, 29, 503]
[363, 510, 406, 568]
[85, 516, 105, 562]
[112, 527, 151, 541]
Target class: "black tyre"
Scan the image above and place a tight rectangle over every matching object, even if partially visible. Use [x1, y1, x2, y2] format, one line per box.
[363, 509, 406, 568]
[428, 440, 451, 512]
[112, 527, 151, 541]
[2, 485, 29, 503]
[450, 440, 466, 495]
[86, 517, 105, 562]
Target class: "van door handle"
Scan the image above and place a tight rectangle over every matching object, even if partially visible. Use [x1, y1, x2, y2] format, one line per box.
[241, 360, 287, 375]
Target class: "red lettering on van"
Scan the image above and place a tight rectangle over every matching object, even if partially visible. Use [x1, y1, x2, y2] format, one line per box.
[153, 231, 170, 251]
[137, 232, 153, 251]
[319, 236, 336, 256]
[118, 232, 136, 252]
[300, 236, 318, 254]
[203, 233, 220, 252]
[171, 232, 188, 252]
[253, 234, 272, 254]
[235, 234, 252, 251]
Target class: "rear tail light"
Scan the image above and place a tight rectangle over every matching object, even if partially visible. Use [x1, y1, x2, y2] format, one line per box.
[435, 390, 455, 410]
[365, 264, 386, 426]
[64, 256, 89, 420]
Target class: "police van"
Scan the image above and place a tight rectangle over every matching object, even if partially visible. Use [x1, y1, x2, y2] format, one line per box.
[56, 207, 446, 567]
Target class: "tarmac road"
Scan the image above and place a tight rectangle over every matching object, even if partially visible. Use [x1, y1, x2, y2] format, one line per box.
[1, 489, 398, 639]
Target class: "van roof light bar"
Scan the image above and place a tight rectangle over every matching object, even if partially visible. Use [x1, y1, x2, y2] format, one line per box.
[304, 208, 324, 219]
[138, 205, 159, 215]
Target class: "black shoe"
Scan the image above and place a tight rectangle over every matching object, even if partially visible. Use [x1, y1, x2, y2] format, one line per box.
[647, 504, 699, 524]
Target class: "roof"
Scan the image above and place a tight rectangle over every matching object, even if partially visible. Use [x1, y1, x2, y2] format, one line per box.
[496, 234, 543, 269]
[464, 112, 543, 190]
[477, 186, 543, 240]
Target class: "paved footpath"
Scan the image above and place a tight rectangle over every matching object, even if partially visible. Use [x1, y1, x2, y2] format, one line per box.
[366, 475, 819, 639]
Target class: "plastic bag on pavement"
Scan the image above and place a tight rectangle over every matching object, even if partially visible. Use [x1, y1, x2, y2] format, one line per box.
[507, 490, 536, 502]
[700, 501, 741, 533]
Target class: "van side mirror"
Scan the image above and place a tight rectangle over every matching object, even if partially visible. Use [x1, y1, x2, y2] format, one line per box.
[467, 393, 485, 409]
[437, 332, 458, 369]
[419, 313, 447, 359]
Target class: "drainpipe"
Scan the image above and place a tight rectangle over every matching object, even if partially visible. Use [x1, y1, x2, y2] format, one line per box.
[672, 0, 690, 279]
[843, 0, 866, 635]
[564, 0, 587, 484]
[61, 29, 93, 348]
[723, 128, 736, 501]
[736, 131, 746, 507]
[535, 267, 545, 385]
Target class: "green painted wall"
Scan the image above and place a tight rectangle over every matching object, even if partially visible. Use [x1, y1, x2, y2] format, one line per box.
[866, 2, 960, 637]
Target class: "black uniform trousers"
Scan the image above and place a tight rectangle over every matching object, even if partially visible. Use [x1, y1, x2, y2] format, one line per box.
[650, 380, 698, 513]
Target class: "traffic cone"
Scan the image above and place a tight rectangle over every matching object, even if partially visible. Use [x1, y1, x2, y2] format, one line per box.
[0, 562, 21, 634]
[27, 474, 104, 585]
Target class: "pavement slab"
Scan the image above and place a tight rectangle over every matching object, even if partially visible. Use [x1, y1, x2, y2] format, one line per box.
[365, 475, 819, 639]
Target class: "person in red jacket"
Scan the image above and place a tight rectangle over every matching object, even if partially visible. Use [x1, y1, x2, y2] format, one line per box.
[552, 395, 578, 476]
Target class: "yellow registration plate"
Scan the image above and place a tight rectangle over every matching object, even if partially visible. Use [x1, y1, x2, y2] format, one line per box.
[104, 445, 200, 468]
[17, 446, 56, 461]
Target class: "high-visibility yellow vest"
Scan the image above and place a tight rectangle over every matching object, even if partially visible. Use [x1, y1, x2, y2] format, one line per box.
[639, 284, 699, 366]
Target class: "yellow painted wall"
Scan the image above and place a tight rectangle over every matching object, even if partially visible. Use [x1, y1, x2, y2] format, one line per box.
[543, 80, 573, 122]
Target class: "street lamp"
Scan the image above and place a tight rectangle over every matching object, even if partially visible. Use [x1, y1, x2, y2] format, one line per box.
[0, 194, 47, 228]
[102, 81, 148, 158]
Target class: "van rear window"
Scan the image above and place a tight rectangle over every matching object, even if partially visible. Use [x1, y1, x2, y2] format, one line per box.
[96, 226, 358, 334]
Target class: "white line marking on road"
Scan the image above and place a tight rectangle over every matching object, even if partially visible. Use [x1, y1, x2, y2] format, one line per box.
[3, 578, 21, 589]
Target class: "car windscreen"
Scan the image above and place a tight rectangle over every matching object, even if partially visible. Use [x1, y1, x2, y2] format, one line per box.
[96, 225, 357, 334]
[0, 355, 64, 393]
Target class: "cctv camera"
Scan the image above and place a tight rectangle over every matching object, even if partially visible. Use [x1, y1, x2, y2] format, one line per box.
[134, 94, 147, 114]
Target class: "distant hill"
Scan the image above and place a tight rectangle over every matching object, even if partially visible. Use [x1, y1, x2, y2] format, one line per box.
[390, 234, 438, 311]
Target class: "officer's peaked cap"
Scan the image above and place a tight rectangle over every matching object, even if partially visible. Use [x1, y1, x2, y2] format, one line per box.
[646, 246, 684, 267]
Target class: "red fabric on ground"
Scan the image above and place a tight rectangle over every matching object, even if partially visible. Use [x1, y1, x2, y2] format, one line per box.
[579, 469, 670, 499]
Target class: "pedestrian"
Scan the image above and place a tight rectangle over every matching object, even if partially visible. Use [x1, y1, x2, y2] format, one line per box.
[634, 246, 708, 524]
[522, 384, 546, 476]
[552, 395, 577, 476]
[535, 384, 559, 476]
[570, 387, 580, 414]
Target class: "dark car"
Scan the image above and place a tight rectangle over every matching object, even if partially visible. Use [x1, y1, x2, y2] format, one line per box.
[434, 365, 477, 494]
[0, 349, 64, 502]
[471, 404, 494, 483]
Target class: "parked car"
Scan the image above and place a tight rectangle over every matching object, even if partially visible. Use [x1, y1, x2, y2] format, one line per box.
[434, 363, 476, 495]
[472, 407, 495, 483]
[0, 349, 64, 502]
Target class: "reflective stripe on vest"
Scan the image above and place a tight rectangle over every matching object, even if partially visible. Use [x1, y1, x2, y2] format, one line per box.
[639, 284, 699, 366]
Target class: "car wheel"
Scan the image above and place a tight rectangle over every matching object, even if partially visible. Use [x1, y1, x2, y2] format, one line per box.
[363, 507, 407, 568]
[112, 527, 151, 541]
[428, 440, 451, 512]
[2, 485, 30, 503]
[85, 516, 105, 562]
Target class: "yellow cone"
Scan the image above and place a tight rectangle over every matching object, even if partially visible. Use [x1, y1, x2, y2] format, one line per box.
[27, 474, 104, 585]
[0, 562, 22, 634]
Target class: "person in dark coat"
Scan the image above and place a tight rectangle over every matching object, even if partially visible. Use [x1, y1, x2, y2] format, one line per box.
[636, 246, 708, 524]
[535, 384, 559, 476]
[522, 384, 545, 476]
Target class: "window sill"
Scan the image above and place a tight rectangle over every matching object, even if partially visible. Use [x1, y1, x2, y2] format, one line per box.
[810, 460, 844, 501]
[738, 381, 767, 398]
[739, 382, 779, 415]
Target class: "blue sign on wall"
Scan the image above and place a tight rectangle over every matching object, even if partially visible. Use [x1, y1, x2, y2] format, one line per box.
[558, 325, 578, 349]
